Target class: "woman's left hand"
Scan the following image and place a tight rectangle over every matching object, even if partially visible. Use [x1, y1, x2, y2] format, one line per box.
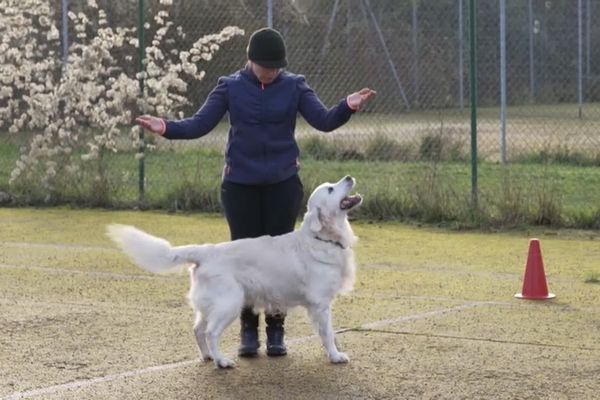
[347, 88, 377, 111]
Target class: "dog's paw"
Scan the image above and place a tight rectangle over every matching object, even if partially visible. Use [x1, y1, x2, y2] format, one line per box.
[202, 354, 213, 362]
[329, 352, 350, 364]
[215, 358, 235, 369]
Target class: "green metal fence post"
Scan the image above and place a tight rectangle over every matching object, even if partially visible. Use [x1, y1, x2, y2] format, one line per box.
[468, 0, 478, 212]
[137, 0, 146, 203]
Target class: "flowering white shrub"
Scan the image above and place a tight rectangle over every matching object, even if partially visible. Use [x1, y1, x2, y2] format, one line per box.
[1, 0, 243, 202]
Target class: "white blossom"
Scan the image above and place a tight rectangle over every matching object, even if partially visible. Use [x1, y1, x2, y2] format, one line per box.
[3, 0, 243, 195]
[38, 15, 50, 27]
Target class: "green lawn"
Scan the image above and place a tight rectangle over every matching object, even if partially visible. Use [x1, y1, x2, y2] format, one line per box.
[2, 142, 599, 225]
[1, 106, 599, 229]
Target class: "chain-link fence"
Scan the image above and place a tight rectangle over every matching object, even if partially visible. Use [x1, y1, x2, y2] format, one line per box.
[1, 0, 599, 227]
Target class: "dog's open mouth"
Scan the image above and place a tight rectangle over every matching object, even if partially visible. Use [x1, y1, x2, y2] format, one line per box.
[340, 194, 362, 210]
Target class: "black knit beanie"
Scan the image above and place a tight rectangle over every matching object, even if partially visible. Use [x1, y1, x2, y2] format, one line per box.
[247, 28, 288, 68]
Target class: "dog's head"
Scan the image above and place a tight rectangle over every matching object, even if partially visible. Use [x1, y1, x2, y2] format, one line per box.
[302, 175, 362, 248]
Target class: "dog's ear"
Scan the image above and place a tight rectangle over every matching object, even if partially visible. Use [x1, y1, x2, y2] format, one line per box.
[307, 207, 323, 232]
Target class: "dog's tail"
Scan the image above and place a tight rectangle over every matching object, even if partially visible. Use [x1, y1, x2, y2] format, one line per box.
[106, 224, 211, 273]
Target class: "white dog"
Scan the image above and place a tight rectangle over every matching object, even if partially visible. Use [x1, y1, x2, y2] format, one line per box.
[107, 175, 362, 368]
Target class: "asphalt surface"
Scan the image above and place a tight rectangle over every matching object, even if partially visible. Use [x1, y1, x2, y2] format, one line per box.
[1, 208, 599, 399]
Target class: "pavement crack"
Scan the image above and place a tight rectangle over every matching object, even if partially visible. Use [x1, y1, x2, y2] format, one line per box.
[349, 328, 600, 351]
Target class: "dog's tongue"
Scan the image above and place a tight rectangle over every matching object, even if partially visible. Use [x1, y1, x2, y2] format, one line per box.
[340, 195, 362, 210]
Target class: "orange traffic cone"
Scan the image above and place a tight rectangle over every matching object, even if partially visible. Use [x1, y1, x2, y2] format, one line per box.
[514, 239, 555, 300]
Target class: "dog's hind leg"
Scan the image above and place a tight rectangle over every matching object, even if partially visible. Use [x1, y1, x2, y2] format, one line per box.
[193, 312, 211, 362]
[205, 285, 244, 369]
[308, 305, 349, 364]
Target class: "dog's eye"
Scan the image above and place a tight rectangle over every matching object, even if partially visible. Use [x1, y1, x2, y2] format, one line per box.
[327, 187, 334, 194]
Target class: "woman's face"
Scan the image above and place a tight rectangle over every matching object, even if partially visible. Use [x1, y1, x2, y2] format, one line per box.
[250, 62, 281, 84]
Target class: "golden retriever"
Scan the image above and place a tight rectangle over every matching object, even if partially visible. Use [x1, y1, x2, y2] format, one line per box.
[107, 176, 362, 368]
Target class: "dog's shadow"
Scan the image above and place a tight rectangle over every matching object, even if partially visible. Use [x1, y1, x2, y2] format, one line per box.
[185, 355, 352, 399]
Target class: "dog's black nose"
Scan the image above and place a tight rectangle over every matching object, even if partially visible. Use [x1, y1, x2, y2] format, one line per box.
[344, 175, 353, 182]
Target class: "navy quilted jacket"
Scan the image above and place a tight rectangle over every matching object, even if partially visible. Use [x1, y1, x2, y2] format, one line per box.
[163, 66, 355, 184]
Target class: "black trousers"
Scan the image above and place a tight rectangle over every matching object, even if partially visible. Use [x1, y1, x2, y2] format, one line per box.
[221, 175, 304, 322]
[220, 174, 304, 241]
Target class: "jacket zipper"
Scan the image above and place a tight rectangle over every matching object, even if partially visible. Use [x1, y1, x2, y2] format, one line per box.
[260, 81, 267, 176]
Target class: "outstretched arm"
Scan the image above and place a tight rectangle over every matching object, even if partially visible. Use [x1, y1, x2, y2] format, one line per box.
[298, 77, 376, 132]
[134, 78, 229, 140]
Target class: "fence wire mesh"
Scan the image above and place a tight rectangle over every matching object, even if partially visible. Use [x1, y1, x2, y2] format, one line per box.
[1, 0, 599, 227]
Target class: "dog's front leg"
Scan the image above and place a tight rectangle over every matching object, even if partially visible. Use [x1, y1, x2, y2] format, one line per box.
[308, 305, 349, 364]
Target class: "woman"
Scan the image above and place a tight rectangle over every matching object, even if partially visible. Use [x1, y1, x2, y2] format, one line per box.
[136, 27, 376, 358]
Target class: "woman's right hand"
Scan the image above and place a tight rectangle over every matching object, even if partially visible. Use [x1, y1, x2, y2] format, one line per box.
[135, 115, 166, 135]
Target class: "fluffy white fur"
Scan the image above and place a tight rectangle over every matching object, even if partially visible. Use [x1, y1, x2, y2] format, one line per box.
[107, 176, 362, 368]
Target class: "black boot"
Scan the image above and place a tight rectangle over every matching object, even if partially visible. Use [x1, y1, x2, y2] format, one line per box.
[265, 313, 287, 356]
[238, 307, 260, 357]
